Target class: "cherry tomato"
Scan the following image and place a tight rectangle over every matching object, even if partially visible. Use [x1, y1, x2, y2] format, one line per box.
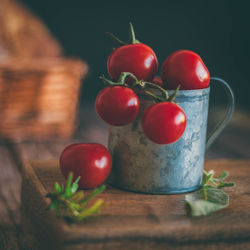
[60, 143, 112, 189]
[152, 76, 164, 88]
[107, 43, 158, 82]
[95, 86, 139, 126]
[161, 50, 210, 90]
[142, 102, 186, 144]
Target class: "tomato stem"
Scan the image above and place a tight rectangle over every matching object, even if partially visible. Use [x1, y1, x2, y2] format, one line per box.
[107, 23, 140, 47]
[100, 73, 180, 103]
[118, 72, 138, 85]
[168, 85, 180, 102]
[128, 22, 140, 44]
[106, 32, 127, 46]
[144, 90, 164, 102]
[140, 81, 169, 100]
[100, 75, 122, 86]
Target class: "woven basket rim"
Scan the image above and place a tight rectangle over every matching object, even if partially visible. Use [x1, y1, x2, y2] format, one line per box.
[0, 57, 88, 76]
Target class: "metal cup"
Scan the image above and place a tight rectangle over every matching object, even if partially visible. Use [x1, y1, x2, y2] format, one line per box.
[108, 77, 235, 194]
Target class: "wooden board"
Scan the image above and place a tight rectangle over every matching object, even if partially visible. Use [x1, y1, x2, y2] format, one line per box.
[0, 141, 21, 250]
[0, 140, 70, 250]
[21, 159, 250, 249]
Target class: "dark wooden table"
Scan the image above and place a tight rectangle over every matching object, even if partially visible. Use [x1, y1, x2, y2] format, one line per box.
[0, 106, 250, 249]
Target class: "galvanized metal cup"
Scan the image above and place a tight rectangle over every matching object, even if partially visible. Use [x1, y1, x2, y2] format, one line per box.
[108, 77, 235, 194]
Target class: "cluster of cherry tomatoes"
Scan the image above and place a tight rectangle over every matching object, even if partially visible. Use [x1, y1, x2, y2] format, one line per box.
[59, 23, 210, 189]
[95, 23, 210, 145]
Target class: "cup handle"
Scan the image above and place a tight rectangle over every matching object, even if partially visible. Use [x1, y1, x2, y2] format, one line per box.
[206, 77, 235, 150]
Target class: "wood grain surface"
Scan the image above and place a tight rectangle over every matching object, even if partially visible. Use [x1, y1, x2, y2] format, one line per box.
[21, 159, 250, 249]
[0, 140, 67, 250]
[0, 141, 21, 250]
[0, 109, 249, 249]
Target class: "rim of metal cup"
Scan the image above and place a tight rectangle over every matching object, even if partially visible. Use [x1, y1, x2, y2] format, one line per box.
[167, 86, 210, 98]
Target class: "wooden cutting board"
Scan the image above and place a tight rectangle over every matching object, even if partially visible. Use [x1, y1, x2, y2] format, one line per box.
[21, 160, 250, 250]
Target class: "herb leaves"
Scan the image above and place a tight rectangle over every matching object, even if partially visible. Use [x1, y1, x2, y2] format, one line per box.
[46, 173, 106, 222]
[47, 169, 235, 221]
[185, 170, 235, 216]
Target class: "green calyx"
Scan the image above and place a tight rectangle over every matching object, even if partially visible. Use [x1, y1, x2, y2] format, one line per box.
[107, 22, 140, 46]
[100, 72, 179, 103]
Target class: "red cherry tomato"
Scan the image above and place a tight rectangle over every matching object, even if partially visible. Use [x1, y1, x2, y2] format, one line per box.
[161, 50, 210, 90]
[142, 102, 186, 144]
[152, 76, 164, 88]
[60, 143, 112, 189]
[107, 43, 158, 82]
[95, 86, 140, 126]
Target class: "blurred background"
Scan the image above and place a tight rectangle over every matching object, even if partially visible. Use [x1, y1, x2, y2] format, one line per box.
[0, 0, 249, 157]
[20, 0, 250, 109]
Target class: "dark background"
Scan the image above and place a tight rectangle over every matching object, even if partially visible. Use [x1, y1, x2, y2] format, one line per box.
[21, 0, 250, 110]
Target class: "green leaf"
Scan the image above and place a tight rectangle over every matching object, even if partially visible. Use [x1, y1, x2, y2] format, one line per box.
[202, 172, 214, 186]
[48, 201, 57, 210]
[218, 182, 235, 188]
[76, 199, 105, 221]
[185, 186, 229, 216]
[70, 191, 84, 203]
[202, 170, 233, 188]
[65, 172, 73, 197]
[80, 185, 105, 206]
[217, 171, 229, 181]
[46, 172, 106, 222]
[71, 176, 80, 194]
[54, 182, 62, 194]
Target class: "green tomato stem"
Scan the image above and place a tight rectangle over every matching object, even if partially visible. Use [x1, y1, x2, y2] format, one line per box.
[106, 32, 127, 46]
[144, 90, 164, 102]
[168, 85, 180, 102]
[140, 81, 169, 101]
[128, 22, 140, 44]
[100, 75, 122, 86]
[100, 73, 181, 104]
[118, 72, 139, 85]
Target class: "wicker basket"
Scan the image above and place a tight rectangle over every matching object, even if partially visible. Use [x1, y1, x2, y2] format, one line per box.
[0, 58, 88, 140]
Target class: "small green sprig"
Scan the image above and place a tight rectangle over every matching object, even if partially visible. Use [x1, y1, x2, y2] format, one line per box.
[46, 173, 106, 222]
[202, 170, 235, 188]
[185, 170, 235, 216]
